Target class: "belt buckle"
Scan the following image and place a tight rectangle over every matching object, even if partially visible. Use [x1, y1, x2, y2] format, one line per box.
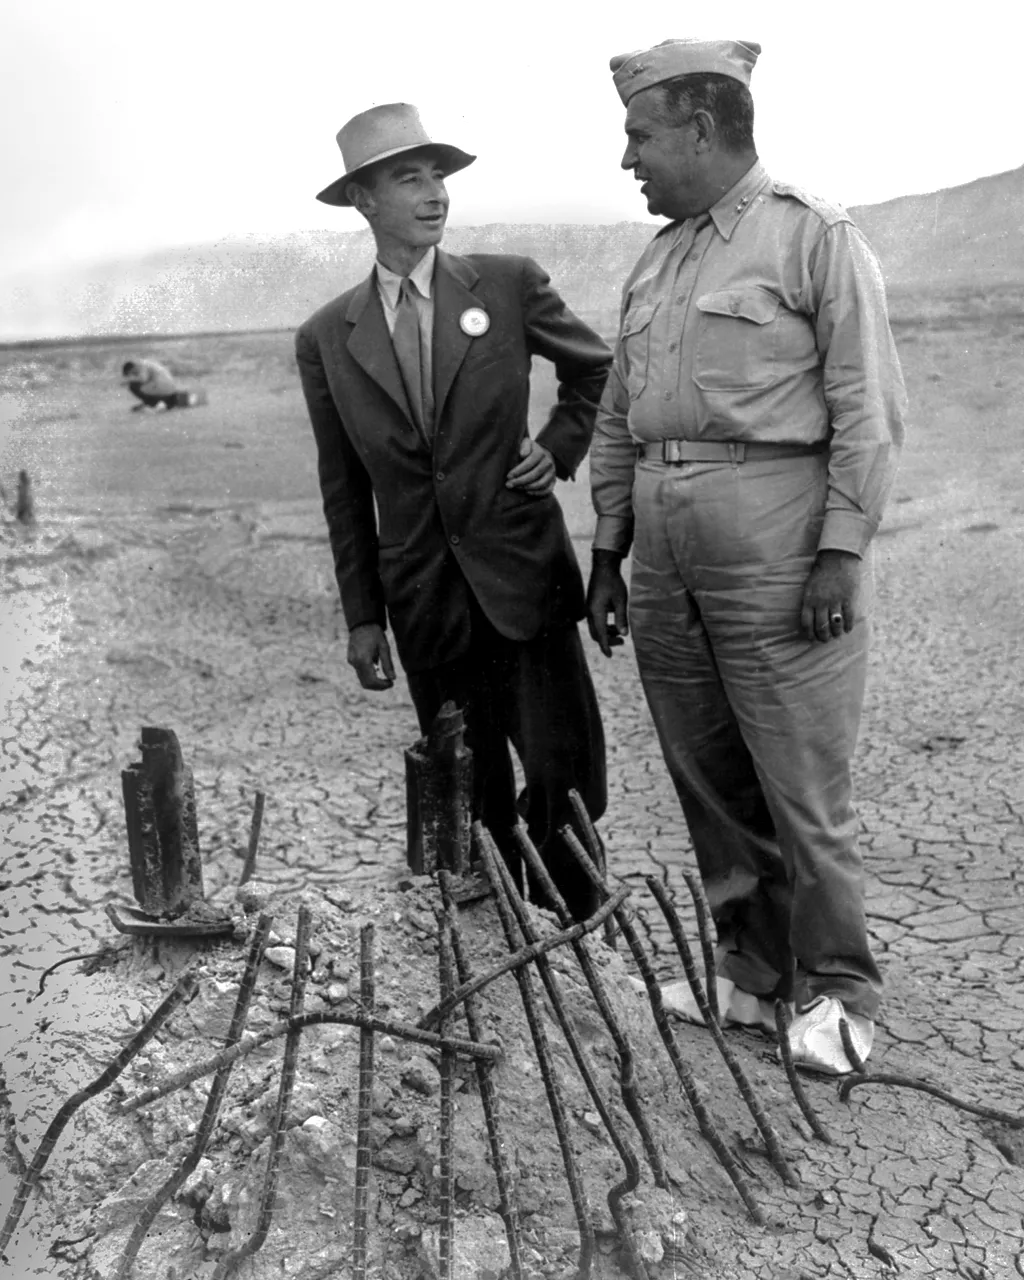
[663, 440, 684, 464]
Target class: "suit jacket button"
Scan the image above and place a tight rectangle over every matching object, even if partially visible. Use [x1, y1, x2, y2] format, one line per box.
[436, 470, 445, 481]
[450, 534, 460, 545]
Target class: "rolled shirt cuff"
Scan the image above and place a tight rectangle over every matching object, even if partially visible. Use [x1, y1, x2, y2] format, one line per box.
[592, 514, 634, 556]
[818, 508, 873, 558]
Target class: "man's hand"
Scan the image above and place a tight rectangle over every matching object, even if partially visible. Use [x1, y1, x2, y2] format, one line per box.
[505, 438, 556, 494]
[347, 623, 396, 690]
[800, 549, 861, 643]
[586, 551, 629, 657]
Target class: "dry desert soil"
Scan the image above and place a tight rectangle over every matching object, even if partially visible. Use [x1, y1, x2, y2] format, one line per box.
[1, 292, 1023, 1279]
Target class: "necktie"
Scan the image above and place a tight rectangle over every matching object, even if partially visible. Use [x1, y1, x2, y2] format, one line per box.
[393, 278, 432, 440]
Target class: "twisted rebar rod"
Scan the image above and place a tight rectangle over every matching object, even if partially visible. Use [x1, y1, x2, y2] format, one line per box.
[559, 824, 764, 1224]
[491, 833, 649, 1280]
[838, 1018, 867, 1076]
[239, 791, 266, 886]
[0, 970, 198, 1261]
[646, 876, 798, 1189]
[476, 825, 595, 1279]
[567, 789, 617, 950]
[34, 949, 113, 999]
[839, 1072, 1024, 1126]
[773, 1000, 833, 1144]
[437, 872, 524, 1280]
[212, 906, 312, 1278]
[117, 1008, 500, 1115]
[417, 887, 629, 1032]
[352, 923, 376, 1280]
[437, 913, 455, 1280]
[113, 914, 273, 1280]
[512, 823, 667, 1189]
[681, 871, 720, 1028]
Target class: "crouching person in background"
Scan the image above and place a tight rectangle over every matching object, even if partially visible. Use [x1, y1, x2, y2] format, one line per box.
[122, 358, 208, 411]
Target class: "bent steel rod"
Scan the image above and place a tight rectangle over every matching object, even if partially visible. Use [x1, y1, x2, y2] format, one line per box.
[114, 914, 273, 1280]
[476, 825, 595, 1279]
[212, 906, 313, 1279]
[565, 788, 617, 952]
[117, 1009, 500, 1115]
[839, 1072, 1024, 1126]
[774, 1001, 833, 1144]
[418, 887, 629, 1032]
[239, 790, 266, 886]
[352, 924, 376, 1280]
[646, 876, 798, 1189]
[681, 871, 721, 1029]
[559, 824, 764, 1224]
[437, 914, 455, 1280]
[438, 872, 524, 1280]
[512, 823, 667, 1190]
[491, 833, 649, 1280]
[0, 970, 198, 1260]
[838, 1018, 867, 1076]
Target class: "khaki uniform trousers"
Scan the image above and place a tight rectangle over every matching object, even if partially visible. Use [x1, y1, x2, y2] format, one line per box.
[629, 452, 882, 1019]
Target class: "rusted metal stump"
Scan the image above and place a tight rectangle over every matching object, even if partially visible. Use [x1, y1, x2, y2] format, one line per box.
[405, 701, 472, 876]
[15, 470, 34, 525]
[109, 726, 233, 937]
[123, 726, 203, 915]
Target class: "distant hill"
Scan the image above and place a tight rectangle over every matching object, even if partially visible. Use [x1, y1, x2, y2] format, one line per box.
[0, 224, 658, 341]
[2, 165, 1021, 340]
[850, 164, 1024, 292]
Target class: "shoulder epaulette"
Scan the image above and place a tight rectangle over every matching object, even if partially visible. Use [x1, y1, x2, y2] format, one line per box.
[771, 180, 851, 227]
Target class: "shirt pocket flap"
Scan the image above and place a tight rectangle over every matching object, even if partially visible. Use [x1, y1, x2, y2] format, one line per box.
[621, 304, 656, 337]
[696, 289, 779, 325]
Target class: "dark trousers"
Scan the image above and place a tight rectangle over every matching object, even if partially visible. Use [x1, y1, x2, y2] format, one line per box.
[406, 602, 607, 921]
[130, 387, 177, 409]
[129, 387, 206, 409]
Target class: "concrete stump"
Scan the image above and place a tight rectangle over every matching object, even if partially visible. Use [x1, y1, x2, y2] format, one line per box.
[121, 727, 204, 918]
[405, 702, 472, 876]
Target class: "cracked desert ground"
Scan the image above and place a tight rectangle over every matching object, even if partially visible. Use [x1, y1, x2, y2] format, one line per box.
[1, 295, 1023, 1276]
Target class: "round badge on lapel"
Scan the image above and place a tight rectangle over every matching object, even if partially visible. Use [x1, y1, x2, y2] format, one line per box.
[459, 307, 490, 337]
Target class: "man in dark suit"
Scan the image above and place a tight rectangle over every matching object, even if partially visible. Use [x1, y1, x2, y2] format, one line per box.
[295, 103, 612, 917]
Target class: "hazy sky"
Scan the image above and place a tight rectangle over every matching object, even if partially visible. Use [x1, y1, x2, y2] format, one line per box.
[2, 0, 1022, 277]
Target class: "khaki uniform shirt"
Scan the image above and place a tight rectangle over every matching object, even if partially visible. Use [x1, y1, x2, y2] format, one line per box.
[591, 161, 907, 557]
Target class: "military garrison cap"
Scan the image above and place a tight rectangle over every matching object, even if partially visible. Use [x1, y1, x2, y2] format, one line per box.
[610, 38, 760, 104]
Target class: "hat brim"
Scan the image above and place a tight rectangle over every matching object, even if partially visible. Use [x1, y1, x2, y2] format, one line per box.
[316, 143, 476, 207]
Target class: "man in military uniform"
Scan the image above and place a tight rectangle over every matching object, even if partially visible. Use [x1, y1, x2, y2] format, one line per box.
[587, 39, 907, 1072]
[296, 104, 610, 919]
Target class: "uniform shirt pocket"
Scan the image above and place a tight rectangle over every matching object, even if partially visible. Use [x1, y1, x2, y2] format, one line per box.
[693, 288, 780, 391]
[620, 303, 657, 400]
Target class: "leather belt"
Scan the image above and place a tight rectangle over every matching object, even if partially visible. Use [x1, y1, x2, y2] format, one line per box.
[639, 439, 827, 464]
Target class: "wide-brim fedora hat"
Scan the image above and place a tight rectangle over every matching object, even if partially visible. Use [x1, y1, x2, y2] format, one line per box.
[316, 102, 476, 207]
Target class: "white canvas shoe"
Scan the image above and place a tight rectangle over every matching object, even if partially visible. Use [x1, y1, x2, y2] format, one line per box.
[660, 977, 782, 1034]
[786, 995, 874, 1075]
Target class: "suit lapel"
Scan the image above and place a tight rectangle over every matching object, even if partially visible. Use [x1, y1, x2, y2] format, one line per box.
[432, 251, 481, 424]
[345, 273, 415, 427]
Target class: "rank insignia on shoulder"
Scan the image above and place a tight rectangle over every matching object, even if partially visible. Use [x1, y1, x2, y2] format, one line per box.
[459, 307, 490, 337]
[772, 180, 850, 226]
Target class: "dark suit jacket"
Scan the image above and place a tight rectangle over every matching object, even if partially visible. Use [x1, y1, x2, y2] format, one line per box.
[295, 251, 611, 673]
